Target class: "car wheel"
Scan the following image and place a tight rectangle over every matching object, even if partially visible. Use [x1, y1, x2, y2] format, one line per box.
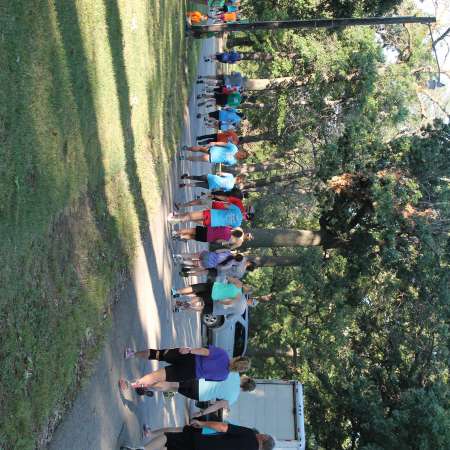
[202, 314, 224, 328]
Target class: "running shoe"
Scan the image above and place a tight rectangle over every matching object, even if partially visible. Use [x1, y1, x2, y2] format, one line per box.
[196, 113, 202, 119]
[172, 254, 183, 263]
[167, 212, 180, 223]
[123, 347, 135, 359]
[180, 173, 189, 179]
[120, 446, 144, 450]
[171, 287, 180, 298]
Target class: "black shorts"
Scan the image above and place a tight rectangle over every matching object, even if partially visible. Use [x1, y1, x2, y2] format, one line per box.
[208, 111, 220, 120]
[161, 349, 197, 382]
[195, 226, 208, 242]
[165, 427, 199, 450]
[191, 282, 213, 302]
[202, 297, 213, 314]
[214, 93, 228, 106]
[178, 379, 199, 400]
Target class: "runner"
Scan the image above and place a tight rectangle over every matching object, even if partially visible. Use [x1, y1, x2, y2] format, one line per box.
[180, 142, 248, 165]
[119, 346, 249, 390]
[171, 278, 252, 313]
[204, 50, 242, 64]
[120, 421, 275, 450]
[167, 201, 243, 228]
[171, 226, 249, 249]
[178, 172, 245, 192]
[196, 130, 239, 145]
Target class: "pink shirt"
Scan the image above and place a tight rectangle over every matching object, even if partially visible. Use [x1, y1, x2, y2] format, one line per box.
[206, 226, 232, 242]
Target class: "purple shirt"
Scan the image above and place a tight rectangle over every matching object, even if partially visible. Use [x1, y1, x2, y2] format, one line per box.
[195, 346, 230, 381]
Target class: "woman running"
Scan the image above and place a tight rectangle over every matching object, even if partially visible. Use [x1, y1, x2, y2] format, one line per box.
[180, 142, 248, 165]
[171, 226, 249, 249]
[119, 345, 250, 390]
[171, 277, 252, 313]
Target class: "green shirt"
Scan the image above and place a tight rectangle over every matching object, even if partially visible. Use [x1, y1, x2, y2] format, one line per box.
[226, 92, 242, 107]
[211, 282, 241, 301]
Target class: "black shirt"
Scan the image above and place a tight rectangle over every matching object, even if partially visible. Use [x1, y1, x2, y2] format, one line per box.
[193, 424, 259, 450]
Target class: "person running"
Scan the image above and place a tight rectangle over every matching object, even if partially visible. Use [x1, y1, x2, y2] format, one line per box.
[173, 248, 233, 270]
[120, 345, 250, 390]
[120, 421, 275, 450]
[196, 130, 239, 145]
[186, 11, 208, 24]
[128, 369, 255, 409]
[197, 107, 245, 130]
[198, 91, 244, 108]
[217, 256, 256, 280]
[172, 226, 248, 249]
[178, 172, 244, 192]
[204, 50, 242, 63]
[171, 278, 251, 313]
[180, 142, 247, 165]
[167, 201, 243, 228]
[178, 253, 246, 278]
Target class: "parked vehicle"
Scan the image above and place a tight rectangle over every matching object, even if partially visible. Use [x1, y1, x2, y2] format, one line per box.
[202, 298, 249, 358]
[224, 379, 306, 450]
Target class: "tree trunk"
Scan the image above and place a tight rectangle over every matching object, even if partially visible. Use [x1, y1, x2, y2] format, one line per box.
[244, 76, 305, 91]
[239, 132, 276, 144]
[190, 16, 436, 36]
[229, 162, 287, 175]
[226, 36, 254, 48]
[246, 348, 294, 358]
[241, 228, 333, 249]
[248, 255, 305, 267]
[238, 52, 301, 61]
[242, 171, 310, 189]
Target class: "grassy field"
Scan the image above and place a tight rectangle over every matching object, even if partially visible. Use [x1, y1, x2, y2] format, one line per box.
[0, 1, 201, 448]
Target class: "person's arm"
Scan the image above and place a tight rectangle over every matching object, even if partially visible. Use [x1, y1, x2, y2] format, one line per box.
[208, 141, 228, 147]
[192, 400, 230, 418]
[189, 347, 210, 356]
[227, 276, 243, 287]
[190, 420, 228, 433]
[217, 298, 235, 305]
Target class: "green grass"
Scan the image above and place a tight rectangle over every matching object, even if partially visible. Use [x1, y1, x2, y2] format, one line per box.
[0, 1, 201, 448]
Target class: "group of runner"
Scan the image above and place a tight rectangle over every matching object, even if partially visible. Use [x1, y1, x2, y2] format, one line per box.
[188, 0, 241, 25]
[118, 4, 275, 448]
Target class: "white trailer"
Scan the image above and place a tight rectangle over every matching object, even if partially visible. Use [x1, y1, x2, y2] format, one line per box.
[223, 379, 306, 450]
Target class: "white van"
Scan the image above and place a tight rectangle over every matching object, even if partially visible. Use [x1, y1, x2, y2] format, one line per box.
[223, 379, 306, 450]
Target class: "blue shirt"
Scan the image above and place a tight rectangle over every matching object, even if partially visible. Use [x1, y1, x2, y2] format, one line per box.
[207, 173, 235, 191]
[219, 108, 241, 131]
[211, 204, 243, 227]
[198, 372, 241, 403]
[209, 143, 238, 165]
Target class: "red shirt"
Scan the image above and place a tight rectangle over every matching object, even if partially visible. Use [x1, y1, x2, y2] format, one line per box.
[212, 198, 246, 215]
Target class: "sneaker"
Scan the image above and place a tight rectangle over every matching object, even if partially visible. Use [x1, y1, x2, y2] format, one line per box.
[120, 446, 144, 450]
[181, 145, 188, 151]
[172, 254, 183, 263]
[196, 113, 202, 119]
[178, 154, 185, 161]
[196, 94, 203, 99]
[171, 230, 180, 240]
[167, 212, 180, 223]
[124, 347, 135, 359]
[178, 183, 186, 188]
[171, 287, 180, 298]
[142, 424, 152, 439]
[180, 173, 189, 179]
[172, 306, 180, 313]
[196, 80, 204, 84]
[179, 271, 190, 278]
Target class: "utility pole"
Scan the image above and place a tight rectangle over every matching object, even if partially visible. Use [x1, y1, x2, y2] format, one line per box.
[188, 16, 436, 37]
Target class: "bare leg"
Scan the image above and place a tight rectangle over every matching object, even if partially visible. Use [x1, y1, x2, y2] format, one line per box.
[186, 155, 210, 163]
[178, 228, 196, 239]
[134, 350, 151, 359]
[186, 146, 209, 153]
[150, 381, 179, 392]
[175, 286, 194, 295]
[132, 368, 166, 388]
[177, 199, 204, 208]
